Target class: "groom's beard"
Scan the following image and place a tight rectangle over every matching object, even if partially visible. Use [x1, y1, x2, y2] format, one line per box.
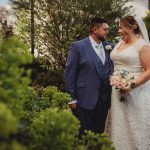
[97, 35, 105, 42]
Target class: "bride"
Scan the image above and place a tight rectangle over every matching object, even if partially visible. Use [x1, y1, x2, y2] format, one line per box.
[108, 16, 150, 150]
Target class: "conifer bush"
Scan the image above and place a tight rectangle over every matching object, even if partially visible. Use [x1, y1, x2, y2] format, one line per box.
[0, 102, 18, 138]
[30, 108, 80, 150]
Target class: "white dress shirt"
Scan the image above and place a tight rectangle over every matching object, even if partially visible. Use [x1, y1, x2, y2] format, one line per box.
[89, 36, 105, 64]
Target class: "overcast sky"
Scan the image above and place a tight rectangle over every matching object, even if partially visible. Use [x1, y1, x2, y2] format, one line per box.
[0, 0, 9, 6]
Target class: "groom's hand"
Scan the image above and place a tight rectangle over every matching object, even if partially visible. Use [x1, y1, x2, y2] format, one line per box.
[68, 100, 77, 109]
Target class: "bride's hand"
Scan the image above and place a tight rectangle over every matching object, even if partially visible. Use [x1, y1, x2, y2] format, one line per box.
[118, 81, 131, 90]
[120, 89, 131, 97]
[110, 79, 121, 86]
[121, 85, 131, 90]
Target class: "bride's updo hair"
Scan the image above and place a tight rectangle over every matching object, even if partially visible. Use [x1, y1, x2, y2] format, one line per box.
[120, 16, 142, 36]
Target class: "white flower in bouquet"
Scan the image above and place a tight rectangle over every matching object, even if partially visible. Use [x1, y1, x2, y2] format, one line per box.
[110, 69, 135, 101]
[110, 69, 134, 89]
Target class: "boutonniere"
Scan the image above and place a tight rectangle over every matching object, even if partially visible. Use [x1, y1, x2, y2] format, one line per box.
[105, 45, 113, 53]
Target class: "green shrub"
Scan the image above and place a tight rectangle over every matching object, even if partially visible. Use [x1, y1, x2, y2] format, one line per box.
[30, 108, 80, 150]
[0, 141, 27, 150]
[23, 86, 39, 112]
[25, 86, 71, 111]
[75, 131, 115, 150]
[51, 91, 71, 109]
[0, 102, 18, 139]
[31, 59, 65, 91]
[17, 86, 71, 147]
[0, 34, 32, 118]
[0, 36, 32, 104]
[42, 86, 58, 99]
[18, 86, 39, 144]
[39, 86, 58, 109]
[0, 23, 31, 149]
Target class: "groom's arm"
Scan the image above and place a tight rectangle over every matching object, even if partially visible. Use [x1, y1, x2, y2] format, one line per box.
[64, 42, 79, 100]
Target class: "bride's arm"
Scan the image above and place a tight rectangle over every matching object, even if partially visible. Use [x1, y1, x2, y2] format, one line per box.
[133, 45, 150, 88]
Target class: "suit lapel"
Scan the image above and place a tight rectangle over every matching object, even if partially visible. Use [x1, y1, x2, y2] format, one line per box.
[102, 41, 114, 74]
[102, 42, 108, 65]
[84, 38, 104, 78]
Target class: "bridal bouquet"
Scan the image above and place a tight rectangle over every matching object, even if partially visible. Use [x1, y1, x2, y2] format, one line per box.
[110, 69, 135, 101]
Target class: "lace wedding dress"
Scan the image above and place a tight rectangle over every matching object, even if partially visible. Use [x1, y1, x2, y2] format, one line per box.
[107, 38, 150, 150]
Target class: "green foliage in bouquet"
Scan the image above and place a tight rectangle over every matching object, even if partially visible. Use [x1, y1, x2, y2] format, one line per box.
[30, 108, 80, 150]
[144, 11, 150, 39]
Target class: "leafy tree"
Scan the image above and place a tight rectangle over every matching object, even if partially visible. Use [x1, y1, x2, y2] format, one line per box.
[11, 0, 131, 70]
[10, 0, 35, 54]
[10, 0, 132, 89]
[143, 10, 150, 39]
[0, 6, 9, 23]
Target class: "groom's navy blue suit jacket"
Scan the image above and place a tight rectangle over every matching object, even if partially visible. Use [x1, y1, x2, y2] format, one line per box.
[64, 37, 114, 110]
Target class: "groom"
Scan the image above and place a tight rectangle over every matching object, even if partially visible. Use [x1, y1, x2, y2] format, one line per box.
[64, 17, 113, 135]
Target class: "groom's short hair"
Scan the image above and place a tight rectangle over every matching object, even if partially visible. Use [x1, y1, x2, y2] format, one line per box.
[89, 17, 107, 33]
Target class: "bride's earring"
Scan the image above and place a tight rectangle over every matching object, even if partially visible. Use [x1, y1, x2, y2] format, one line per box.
[136, 34, 142, 38]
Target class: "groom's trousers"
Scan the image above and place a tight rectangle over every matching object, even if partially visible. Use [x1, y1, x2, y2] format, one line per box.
[75, 95, 109, 135]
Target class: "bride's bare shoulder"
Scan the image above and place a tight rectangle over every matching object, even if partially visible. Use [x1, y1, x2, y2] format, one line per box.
[138, 38, 150, 51]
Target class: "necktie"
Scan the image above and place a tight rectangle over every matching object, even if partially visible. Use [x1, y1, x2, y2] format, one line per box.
[95, 45, 105, 64]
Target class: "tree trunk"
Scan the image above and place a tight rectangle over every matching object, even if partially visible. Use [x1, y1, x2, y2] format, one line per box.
[31, 0, 35, 56]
